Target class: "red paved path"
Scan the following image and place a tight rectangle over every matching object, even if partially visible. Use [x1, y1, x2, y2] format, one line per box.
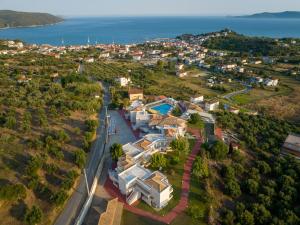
[105, 127, 202, 224]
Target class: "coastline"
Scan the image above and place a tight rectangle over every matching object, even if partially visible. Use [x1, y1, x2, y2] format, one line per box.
[0, 20, 64, 30]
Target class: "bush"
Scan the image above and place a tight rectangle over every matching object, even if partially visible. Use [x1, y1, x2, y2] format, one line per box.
[150, 153, 167, 169]
[244, 179, 259, 195]
[170, 155, 180, 165]
[222, 209, 235, 225]
[170, 137, 190, 155]
[51, 190, 68, 207]
[24, 205, 43, 225]
[61, 170, 79, 190]
[187, 204, 206, 219]
[0, 184, 26, 201]
[85, 119, 99, 132]
[225, 179, 241, 197]
[74, 149, 86, 169]
[210, 140, 229, 160]
[192, 156, 209, 179]
[110, 143, 123, 161]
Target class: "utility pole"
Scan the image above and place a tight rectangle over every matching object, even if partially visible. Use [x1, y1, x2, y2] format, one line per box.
[105, 106, 110, 144]
[83, 169, 90, 196]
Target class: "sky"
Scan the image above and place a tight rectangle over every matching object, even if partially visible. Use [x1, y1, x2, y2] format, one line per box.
[1, 0, 300, 17]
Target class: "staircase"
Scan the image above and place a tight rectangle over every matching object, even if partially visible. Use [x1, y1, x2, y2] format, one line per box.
[126, 190, 140, 205]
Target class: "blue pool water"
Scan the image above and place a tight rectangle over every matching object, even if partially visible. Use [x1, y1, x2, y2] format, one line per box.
[151, 103, 173, 115]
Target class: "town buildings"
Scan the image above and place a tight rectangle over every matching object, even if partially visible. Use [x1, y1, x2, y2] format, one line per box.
[128, 88, 144, 102]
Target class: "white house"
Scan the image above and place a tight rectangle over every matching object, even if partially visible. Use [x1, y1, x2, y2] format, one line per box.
[122, 134, 169, 163]
[205, 101, 219, 111]
[109, 164, 173, 208]
[116, 77, 131, 87]
[264, 78, 279, 87]
[176, 64, 184, 71]
[176, 71, 188, 78]
[190, 96, 204, 104]
[149, 115, 187, 139]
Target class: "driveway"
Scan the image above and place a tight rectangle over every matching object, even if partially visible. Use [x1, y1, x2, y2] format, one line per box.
[83, 110, 137, 225]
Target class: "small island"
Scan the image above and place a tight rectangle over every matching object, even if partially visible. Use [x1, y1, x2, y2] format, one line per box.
[236, 11, 300, 19]
[0, 10, 64, 28]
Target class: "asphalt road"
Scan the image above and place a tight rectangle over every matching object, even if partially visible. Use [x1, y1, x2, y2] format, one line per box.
[223, 86, 252, 101]
[54, 83, 110, 225]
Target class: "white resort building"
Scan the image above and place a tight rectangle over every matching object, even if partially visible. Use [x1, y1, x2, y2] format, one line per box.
[109, 134, 173, 208]
[109, 164, 173, 208]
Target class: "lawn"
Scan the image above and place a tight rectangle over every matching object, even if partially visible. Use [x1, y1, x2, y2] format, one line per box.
[232, 85, 291, 105]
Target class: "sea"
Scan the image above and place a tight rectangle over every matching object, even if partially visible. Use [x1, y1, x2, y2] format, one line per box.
[0, 17, 300, 46]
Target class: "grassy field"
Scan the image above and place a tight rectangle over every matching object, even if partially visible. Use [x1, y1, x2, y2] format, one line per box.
[232, 85, 292, 105]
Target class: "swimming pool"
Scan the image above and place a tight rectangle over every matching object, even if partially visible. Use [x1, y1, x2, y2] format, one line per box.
[150, 103, 173, 115]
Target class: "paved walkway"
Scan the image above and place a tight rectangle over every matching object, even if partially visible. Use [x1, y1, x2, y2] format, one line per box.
[118, 109, 141, 139]
[105, 128, 202, 224]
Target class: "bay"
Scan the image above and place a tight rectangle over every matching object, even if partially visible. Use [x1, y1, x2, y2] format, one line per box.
[0, 16, 300, 46]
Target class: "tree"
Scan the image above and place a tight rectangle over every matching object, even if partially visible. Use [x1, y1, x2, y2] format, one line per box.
[222, 209, 235, 225]
[24, 205, 43, 225]
[0, 184, 26, 201]
[210, 140, 229, 160]
[74, 149, 86, 169]
[5, 115, 17, 129]
[51, 190, 68, 207]
[110, 143, 123, 161]
[225, 179, 241, 197]
[192, 156, 209, 179]
[256, 161, 271, 174]
[240, 210, 255, 225]
[251, 203, 271, 225]
[170, 137, 190, 155]
[244, 179, 259, 195]
[187, 204, 205, 219]
[189, 113, 204, 130]
[150, 153, 167, 169]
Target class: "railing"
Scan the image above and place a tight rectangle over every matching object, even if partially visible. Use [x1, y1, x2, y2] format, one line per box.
[74, 152, 107, 225]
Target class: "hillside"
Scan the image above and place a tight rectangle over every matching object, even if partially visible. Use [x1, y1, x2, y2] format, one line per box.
[237, 11, 300, 19]
[0, 10, 63, 28]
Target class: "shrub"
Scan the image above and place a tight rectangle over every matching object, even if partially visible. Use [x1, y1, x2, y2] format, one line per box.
[51, 190, 68, 207]
[225, 179, 241, 197]
[110, 143, 123, 161]
[244, 179, 259, 195]
[210, 140, 229, 160]
[192, 156, 209, 179]
[0, 184, 26, 201]
[74, 149, 86, 169]
[24, 205, 43, 225]
[170, 137, 190, 155]
[187, 204, 206, 219]
[150, 153, 167, 169]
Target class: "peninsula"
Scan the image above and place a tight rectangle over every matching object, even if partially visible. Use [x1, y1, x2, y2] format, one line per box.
[237, 11, 300, 19]
[0, 10, 63, 28]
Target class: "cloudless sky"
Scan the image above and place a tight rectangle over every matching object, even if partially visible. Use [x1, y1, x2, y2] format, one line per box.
[1, 0, 300, 17]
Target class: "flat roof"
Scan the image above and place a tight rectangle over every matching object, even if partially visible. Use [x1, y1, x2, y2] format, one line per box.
[122, 143, 143, 158]
[283, 133, 300, 153]
[119, 164, 151, 183]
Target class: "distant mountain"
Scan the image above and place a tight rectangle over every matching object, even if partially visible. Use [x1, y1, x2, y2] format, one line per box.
[237, 11, 300, 19]
[0, 10, 63, 28]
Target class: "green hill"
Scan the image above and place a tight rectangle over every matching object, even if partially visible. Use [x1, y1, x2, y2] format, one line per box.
[0, 10, 64, 28]
[237, 11, 300, 19]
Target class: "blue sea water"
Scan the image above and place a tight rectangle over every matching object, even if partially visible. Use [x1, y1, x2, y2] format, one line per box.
[0, 17, 300, 46]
